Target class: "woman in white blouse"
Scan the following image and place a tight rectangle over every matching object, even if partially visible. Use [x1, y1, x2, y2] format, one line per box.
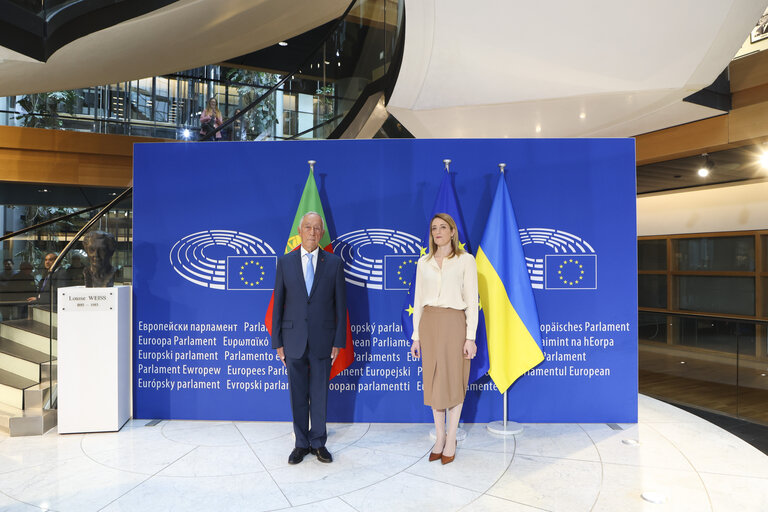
[410, 213, 478, 464]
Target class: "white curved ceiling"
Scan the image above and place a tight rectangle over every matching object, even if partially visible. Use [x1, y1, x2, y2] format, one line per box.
[0, 0, 348, 96]
[387, 0, 768, 138]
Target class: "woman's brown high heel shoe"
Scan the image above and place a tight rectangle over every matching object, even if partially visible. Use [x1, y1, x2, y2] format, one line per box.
[441, 441, 457, 465]
[429, 441, 445, 462]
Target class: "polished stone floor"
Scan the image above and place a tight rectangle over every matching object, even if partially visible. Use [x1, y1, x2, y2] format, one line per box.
[0, 395, 767, 511]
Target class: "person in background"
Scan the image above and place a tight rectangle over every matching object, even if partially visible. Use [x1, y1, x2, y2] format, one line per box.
[410, 213, 478, 465]
[230, 108, 245, 141]
[0, 259, 13, 282]
[200, 97, 223, 140]
[34, 252, 57, 303]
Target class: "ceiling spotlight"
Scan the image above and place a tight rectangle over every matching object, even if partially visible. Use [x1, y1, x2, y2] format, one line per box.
[697, 153, 713, 177]
[760, 151, 768, 169]
[278, 41, 288, 47]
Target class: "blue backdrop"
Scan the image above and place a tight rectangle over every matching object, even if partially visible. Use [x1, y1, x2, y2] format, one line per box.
[133, 138, 637, 423]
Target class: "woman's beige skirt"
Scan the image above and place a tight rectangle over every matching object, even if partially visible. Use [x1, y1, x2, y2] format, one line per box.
[419, 306, 470, 409]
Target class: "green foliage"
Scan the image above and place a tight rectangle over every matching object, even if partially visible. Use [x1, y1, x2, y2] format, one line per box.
[224, 68, 280, 137]
[10, 206, 82, 270]
[15, 90, 82, 129]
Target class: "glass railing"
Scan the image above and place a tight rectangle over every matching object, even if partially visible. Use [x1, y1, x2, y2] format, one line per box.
[0, 193, 132, 434]
[639, 310, 768, 425]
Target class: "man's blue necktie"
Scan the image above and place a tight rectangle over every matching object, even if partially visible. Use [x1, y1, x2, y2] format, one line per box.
[305, 253, 314, 294]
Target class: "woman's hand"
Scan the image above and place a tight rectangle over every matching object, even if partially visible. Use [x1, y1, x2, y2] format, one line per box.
[410, 340, 421, 359]
[463, 339, 476, 359]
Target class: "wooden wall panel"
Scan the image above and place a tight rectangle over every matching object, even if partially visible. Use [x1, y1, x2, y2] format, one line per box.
[729, 101, 768, 143]
[730, 50, 768, 93]
[0, 125, 166, 187]
[635, 116, 730, 165]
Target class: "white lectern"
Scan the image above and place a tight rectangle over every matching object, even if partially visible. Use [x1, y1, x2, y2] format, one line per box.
[57, 285, 131, 433]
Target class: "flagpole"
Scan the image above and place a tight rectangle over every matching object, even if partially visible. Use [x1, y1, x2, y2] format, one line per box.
[486, 163, 523, 437]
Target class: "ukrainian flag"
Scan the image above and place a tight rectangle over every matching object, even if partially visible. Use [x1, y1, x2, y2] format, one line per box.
[476, 175, 544, 393]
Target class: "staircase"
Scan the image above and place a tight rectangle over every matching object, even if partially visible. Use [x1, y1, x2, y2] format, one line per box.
[0, 306, 57, 436]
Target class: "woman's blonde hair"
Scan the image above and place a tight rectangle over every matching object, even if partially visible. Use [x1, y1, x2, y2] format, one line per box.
[204, 97, 221, 116]
[427, 212, 464, 259]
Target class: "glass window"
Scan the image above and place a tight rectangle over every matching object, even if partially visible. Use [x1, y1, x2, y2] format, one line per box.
[675, 317, 755, 355]
[283, 93, 297, 111]
[762, 235, 768, 272]
[674, 236, 754, 271]
[638, 312, 667, 343]
[639, 274, 667, 308]
[677, 276, 755, 315]
[638, 239, 666, 270]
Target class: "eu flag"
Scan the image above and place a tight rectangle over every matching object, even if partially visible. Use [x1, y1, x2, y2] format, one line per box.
[400, 170, 489, 383]
[545, 254, 597, 289]
[226, 256, 276, 290]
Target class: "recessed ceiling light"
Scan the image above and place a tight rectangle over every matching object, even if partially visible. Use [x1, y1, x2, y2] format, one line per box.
[697, 153, 713, 177]
[579, 112, 586, 119]
[38, 188, 48, 193]
[760, 152, 768, 168]
[535, 125, 542, 133]
[278, 41, 288, 47]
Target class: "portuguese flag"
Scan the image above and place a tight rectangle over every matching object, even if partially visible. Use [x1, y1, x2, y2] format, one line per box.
[264, 170, 355, 379]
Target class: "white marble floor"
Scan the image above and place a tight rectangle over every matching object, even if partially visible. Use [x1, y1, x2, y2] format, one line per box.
[0, 395, 767, 511]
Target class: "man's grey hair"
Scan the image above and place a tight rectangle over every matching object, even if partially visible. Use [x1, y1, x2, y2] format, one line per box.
[299, 211, 324, 230]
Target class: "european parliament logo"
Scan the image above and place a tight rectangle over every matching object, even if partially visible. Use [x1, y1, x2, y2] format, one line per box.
[519, 228, 598, 291]
[332, 228, 422, 290]
[170, 230, 276, 290]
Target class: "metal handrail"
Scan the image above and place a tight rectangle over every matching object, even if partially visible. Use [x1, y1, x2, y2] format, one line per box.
[48, 187, 132, 274]
[0, 201, 109, 243]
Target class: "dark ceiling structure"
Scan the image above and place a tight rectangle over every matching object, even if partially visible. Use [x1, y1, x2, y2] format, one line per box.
[637, 142, 768, 194]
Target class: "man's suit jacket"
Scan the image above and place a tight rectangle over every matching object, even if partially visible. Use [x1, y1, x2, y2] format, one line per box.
[271, 249, 347, 359]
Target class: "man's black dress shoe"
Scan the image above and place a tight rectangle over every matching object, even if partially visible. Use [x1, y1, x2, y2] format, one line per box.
[310, 446, 333, 463]
[288, 447, 311, 465]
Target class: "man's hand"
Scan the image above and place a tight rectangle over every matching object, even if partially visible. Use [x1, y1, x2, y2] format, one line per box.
[331, 347, 340, 364]
[276, 347, 286, 366]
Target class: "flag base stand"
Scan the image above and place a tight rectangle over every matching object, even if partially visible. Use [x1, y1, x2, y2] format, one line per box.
[429, 427, 467, 442]
[487, 420, 522, 436]
[487, 390, 523, 436]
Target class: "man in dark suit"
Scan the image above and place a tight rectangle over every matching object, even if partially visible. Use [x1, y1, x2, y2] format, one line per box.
[271, 211, 347, 464]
